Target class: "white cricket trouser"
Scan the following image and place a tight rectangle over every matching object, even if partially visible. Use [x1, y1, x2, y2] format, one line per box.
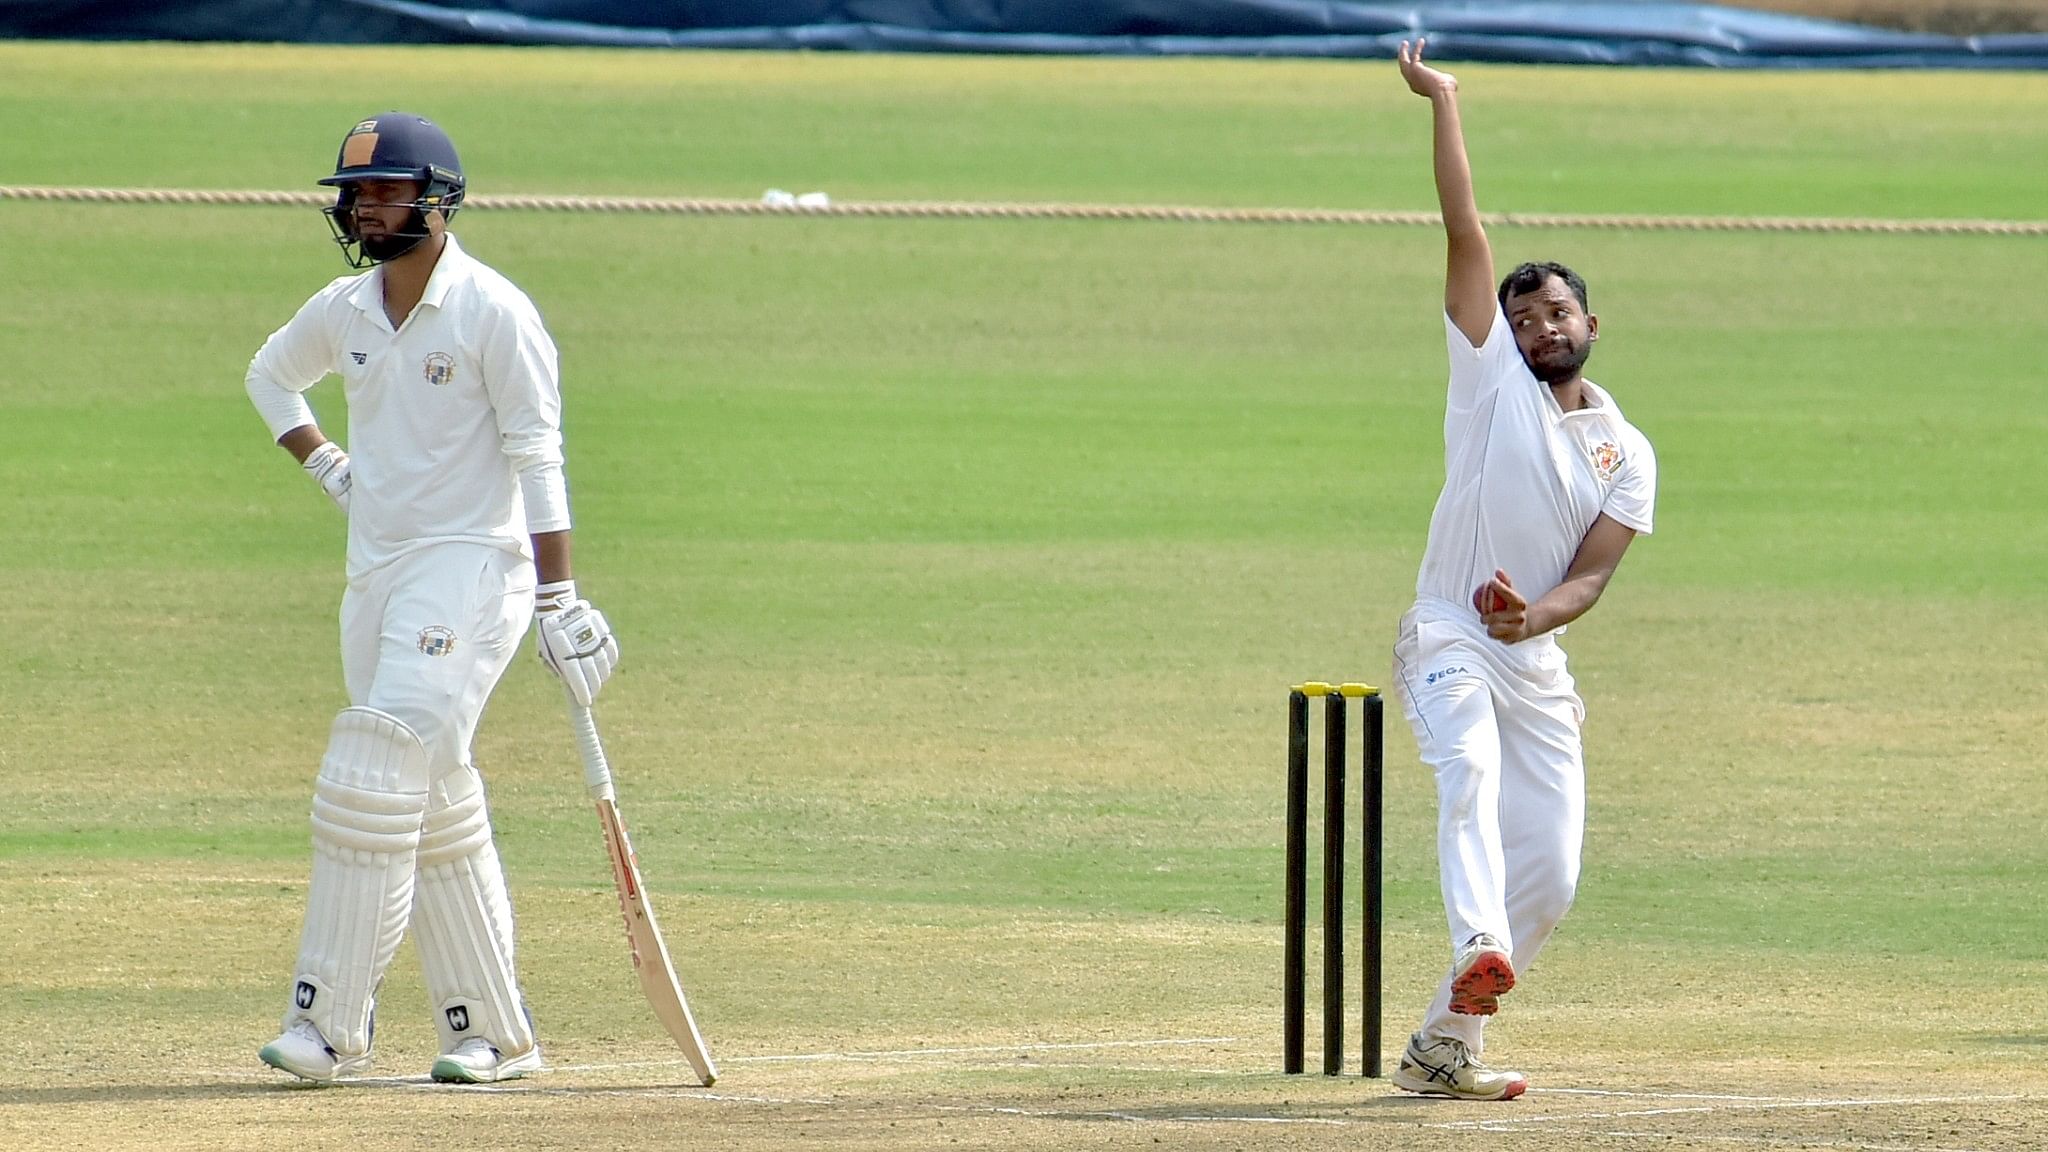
[1392, 599, 1586, 1055]
[340, 542, 534, 773]
[340, 541, 537, 1051]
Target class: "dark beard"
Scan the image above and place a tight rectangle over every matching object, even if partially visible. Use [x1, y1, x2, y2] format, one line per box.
[359, 229, 428, 263]
[1527, 340, 1592, 385]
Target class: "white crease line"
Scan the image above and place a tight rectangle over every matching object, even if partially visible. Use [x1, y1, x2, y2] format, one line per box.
[151, 1068, 2040, 1140]
[1590, 1130, 1994, 1152]
[721, 1036, 1240, 1065]
[423, 1084, 831, 1105]
[780, 1056, 1247, 1075]
[272, 1084, 2037, 1141]
[1171, 1115, 1353, 1126]
[1426, 1094, 2027, 1130]
[923, 1103, 1349, 1127]
[1533, 1087, 1798, 1102]
[175, 1035, 1243, 1082]
[0, 873, 302, 887]
[902, 1061, 1244, 1075]
[150, 1054, 2043, 1140]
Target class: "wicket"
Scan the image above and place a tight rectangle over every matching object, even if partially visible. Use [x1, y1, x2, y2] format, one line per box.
[1283, 681, 1384, 1077]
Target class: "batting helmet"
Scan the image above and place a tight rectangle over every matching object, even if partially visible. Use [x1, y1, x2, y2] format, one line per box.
[319, 112, 466, 268]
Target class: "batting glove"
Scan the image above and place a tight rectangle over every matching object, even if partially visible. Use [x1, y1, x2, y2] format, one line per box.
[535, 580, 619, 707]
[302, 442, 352, 513]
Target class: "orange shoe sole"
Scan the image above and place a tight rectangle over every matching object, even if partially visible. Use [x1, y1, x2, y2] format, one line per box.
[1449, 951, 1515, 1015]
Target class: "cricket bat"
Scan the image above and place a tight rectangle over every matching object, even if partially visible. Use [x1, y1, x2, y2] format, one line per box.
[570, 704, 718, 1086]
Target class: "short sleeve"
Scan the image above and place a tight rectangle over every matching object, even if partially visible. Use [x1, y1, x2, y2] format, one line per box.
[1446, 307, 1522, 410]
[1601, 428, 1657, 536]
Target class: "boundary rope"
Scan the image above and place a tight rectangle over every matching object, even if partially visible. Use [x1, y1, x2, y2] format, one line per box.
[3, 185, 2042, 235]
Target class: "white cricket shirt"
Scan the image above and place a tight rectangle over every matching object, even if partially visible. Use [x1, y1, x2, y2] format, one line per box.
[246, 235, 570, 581]
[1413, 308, 1656, 621]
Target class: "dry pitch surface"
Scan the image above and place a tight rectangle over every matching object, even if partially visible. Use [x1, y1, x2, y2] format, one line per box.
[7, 1013, 2045, 1151]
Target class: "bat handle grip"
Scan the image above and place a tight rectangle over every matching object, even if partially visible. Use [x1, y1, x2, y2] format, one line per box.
[571, 703, 617, 802]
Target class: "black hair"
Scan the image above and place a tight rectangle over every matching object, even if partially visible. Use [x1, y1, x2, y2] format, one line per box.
[1497, 261, 1589, 311]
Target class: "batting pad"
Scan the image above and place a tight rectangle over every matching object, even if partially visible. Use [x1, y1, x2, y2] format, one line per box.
[288, 707, 429, 1057]
[413, 769, 535, 1056]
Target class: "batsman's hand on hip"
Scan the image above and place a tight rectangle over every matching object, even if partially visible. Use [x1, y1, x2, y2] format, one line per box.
[302, 441, 352, 512]
[535, 580, 619, 706]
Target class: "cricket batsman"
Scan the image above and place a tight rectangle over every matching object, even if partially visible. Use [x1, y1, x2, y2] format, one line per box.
[246, 112, 618, 1084]
[1386, 42, 1658, 1101]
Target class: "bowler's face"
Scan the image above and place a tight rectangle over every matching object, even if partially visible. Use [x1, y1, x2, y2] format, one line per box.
[1504, 276, 1597, 385]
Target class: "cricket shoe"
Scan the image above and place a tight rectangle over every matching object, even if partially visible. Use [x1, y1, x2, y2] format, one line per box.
[1390, 1032, 1528, 1101]
[1448, 932, 1515, 1015]
[259, 1019, 371, 1083]
[432, 1037, 543, 1084]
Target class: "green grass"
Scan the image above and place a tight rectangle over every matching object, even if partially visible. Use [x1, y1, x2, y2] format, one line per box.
[3, 42, 2047, 217]
[2, 41, 2047, 1151]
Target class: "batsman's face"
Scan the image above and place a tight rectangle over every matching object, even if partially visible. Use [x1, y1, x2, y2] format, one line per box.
[1505, 276, 1598, 386]
[348, 179, 428, 237]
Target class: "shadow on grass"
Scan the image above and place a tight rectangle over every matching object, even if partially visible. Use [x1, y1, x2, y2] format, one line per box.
[0, 1075, 723, 1106]
[0, 1081, 301, 1106]
[1967, 1033, 2048, 1047]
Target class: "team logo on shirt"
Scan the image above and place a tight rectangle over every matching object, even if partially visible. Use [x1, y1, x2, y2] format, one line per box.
[349, 351, 368, 365]
[423, 351, 457, 387]
[417, 626, 458, 657]
[1590, 441, 1621, 482]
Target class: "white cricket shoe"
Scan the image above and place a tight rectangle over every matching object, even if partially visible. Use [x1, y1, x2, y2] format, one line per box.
[1448, 932, 1515, 1016]
[1390, 1032, 1528, 1101]
[431, 1037, 543, 1084]
[259, 1019, 371, 1083]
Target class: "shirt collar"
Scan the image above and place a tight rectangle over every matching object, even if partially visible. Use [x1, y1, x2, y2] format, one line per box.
[418, 233, 468, 310]
[1549, 378, 1620, 421]
[345, 267, 381, 316]
[344, 233, 469, 320]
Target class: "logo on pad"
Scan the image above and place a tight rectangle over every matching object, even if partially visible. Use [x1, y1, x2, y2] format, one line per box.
[446, 1006, 471, 1033]
[296, 981, 317, 1010]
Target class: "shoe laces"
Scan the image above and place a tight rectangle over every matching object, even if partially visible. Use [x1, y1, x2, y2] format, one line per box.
[286, 1019, 327, 1045]
[450, 1037, 498, 1059]
[1416, 1034, 1481, 1070]
[1463, 932, 1506, 956]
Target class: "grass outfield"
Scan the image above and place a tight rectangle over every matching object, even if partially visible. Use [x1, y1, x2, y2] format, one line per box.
[5, 41, 2048, 218]
[3, 42, 2048, 1152]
